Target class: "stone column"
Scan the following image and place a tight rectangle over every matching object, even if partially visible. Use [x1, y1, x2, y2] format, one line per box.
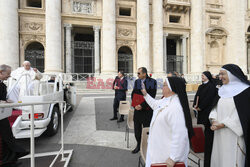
[65, 24, 72, 73]
[181, 35, 188, 74]
[45, 0, 62, 73]
[93, 26, 100, 74]
[152, 0, 164, 74]
[190, 0, 205, 73]
[137, 0, 150, 70]
[0, 0, 19, 69]
[163, 33, 168, 72]
[225, 0, 247, 72]
[102, 0, 116, 74]
[248, 0, 250, 9]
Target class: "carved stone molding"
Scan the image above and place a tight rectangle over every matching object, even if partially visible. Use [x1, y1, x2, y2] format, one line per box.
[21, 22, 44, 33]
[117, 40, 135, 47]
[21, 34, 45, 47]
[206, 28, 227, 45]
[118, 28, 133, 37]
[72, 0, 96, 15]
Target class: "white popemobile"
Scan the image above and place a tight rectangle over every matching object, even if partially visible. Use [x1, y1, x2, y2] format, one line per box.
[7, 73, 74, 139]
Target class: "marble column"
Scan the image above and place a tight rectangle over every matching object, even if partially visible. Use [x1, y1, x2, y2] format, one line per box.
[0, 0, 19, 69]
[181, 35, 188, 74]
[225, 0, 247, 72]
[45, 0, 62, 73]
[163, 33, 168, 72]
[102, 0, 116, 74]
[152, 0, 164, 74]
[190, 0, 205, 73]
[137, 0, 150, 70]
[65, 24, 72, 73]
[93, 26, 100, 74]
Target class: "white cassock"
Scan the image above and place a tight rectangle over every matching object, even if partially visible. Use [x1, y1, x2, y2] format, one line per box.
[9, 67, 42, 101]
[144, 94, 190, 167]
[209, 98, 246, 167]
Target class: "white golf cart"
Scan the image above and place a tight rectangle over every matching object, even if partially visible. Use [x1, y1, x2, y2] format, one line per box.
[7, 73, 72, 139]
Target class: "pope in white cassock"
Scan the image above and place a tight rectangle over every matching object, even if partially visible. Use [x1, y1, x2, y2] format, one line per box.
[9, 61, 42, 102]
[141, 77, 194, 167]
[209, 64, 250, 167]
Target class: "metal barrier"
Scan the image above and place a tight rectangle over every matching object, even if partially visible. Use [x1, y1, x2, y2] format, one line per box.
[0, 101, 71, 167]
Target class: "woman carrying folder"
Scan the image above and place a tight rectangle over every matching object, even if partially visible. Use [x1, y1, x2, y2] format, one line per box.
[141, 77, 194, 167]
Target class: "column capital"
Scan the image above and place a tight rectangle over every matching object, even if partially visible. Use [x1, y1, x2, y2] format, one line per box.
[164, 33, 169, 37]
[181, 34, 189, 39]
[93, 25, 101, 31]
[64, 23, 72, 29]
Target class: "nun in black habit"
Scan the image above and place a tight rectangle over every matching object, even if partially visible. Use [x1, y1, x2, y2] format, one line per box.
[193, 71, 218, 167]
[209, 64, 250, 167]
[0, 65, 28, 167]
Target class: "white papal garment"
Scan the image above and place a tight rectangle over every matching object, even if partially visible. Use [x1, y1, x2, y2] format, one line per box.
[144, 94, 189, 167]
[209, 98, 246, 167]
[9, 67, 42, 100]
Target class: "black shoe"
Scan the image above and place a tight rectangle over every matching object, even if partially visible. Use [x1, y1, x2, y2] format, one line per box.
[117, 118, 124, 123]
[131, 146, 140, 154]
[110, 117, 118, 121]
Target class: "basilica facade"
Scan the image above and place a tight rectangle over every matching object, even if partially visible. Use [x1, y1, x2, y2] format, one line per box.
[0, 0, 250, 76]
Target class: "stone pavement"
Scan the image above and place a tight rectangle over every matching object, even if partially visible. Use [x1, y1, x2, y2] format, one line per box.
[18, 92, 203, 167]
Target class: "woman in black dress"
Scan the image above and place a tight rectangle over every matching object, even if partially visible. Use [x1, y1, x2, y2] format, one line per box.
[193, 71, 218, 167]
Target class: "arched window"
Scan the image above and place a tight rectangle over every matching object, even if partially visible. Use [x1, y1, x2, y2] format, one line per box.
[25, 42, 44, 72]
[118, 46, 133, 74]
[247, 26, 250, 32]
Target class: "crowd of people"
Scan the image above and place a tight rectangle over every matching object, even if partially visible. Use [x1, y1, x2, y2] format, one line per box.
[0, 61, 249, 167]
[110, 64, 249, 167]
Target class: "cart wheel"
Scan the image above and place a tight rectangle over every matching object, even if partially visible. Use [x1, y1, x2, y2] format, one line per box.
[46, 106, 60, 136]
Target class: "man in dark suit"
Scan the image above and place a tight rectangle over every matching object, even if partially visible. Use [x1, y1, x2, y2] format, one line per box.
[0, 64, 28, 167]
[110, 71, 128, 122]
[131, 67, 157, 154]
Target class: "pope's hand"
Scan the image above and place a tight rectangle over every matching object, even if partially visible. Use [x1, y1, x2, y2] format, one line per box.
[33, 68, 38, 72]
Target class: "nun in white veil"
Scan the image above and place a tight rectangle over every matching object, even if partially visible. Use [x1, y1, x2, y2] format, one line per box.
[209, 64, 250, 167]
[141, 77, 194, 167]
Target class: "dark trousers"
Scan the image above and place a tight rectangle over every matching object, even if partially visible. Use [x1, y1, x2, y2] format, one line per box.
[204, 123, 214, 167]
[113, 97, 125, 119]
[133, 110, 153, 147]
[0, 118, 28, 165]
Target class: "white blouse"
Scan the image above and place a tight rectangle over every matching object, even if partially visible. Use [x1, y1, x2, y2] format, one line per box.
[144, 94, 190, 167]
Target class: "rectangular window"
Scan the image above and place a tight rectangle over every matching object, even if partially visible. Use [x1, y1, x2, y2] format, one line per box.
[169, 15, 181, 23]
[27, 0, 42, 8]
[119, 7, 131, 16]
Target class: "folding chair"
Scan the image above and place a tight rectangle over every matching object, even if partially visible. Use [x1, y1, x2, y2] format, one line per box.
[188, 125, 205, 167]
[117, 101, 130, 128]
[125, 108, 134, 148]
[138, 127, 149, 167]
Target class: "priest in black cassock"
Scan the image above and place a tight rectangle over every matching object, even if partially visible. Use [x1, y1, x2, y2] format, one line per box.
[0, 64, 28, 167]
[193, 71, 218, 167]
[209, 64, 250, 167]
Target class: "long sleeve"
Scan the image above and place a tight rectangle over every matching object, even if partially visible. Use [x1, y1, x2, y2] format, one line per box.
[144, 93, 161, 111]
[168, 104, 189, 162]
[221, 110, 243, 136]
[209, 108, 217, 121]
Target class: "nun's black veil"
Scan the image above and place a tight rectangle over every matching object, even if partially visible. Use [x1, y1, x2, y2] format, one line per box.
[168, 77, 194, 140]
[222, 64, 250, 85]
